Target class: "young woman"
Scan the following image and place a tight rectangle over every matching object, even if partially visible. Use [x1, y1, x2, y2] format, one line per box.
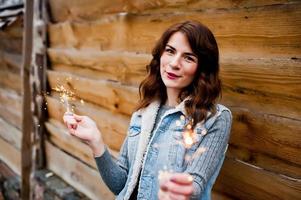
[64, 21, 232, 200]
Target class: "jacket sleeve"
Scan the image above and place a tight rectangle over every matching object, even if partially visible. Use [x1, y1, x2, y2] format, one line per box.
[187, 109, 232, 199]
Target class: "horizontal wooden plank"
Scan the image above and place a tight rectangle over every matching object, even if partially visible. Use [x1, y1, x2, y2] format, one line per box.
[48, 48, 149, 85]
[0, 117, 21, 150]
[227, 144, 301, 179]
[0, 136, 21, 176]
[220, 58, 301, 120]
[1, 51, 22, 71]
[0, 17, 23, 39]
[48, 0, 298, 22]
[229, 107, 301, 169]
[45, 118, 119, 169]
[47, 70, 139, 116]
[49, 3, 301, 57]
[214, 157, 301, 200]
[48, 48, 301, 119]
[46, 95, 129, 151]
[45, 141, 114, 200]
[0, 87, 22, 129]
[45, 119, 97, 169]
[46, 92, 301, 176]
[0, 38, 23, 54]
[0, 66, 22, 94]
[52, 63, 144, 86]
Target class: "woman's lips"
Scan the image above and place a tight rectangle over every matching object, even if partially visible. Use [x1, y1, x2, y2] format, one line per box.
[166, 72, 180, 80]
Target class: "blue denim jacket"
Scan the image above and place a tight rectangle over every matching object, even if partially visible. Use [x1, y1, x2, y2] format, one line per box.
[95, 99, 232, 200]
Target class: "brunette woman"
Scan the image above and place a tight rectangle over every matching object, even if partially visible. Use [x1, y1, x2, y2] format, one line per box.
[64, 20, 232, 200]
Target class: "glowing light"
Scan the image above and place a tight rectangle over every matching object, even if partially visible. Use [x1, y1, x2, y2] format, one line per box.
[52, 84, 75, 113]
[183, 130, 195, 148]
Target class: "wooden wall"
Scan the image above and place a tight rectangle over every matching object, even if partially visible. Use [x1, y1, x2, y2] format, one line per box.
[46, 1, 301, 199]
[0, 15, 23, 176]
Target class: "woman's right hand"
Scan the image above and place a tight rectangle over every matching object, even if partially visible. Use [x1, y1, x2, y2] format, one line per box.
[63, 112, 105, 157]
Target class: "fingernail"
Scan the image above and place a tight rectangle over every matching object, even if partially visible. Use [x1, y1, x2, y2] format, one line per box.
[188, 176, 193, 182]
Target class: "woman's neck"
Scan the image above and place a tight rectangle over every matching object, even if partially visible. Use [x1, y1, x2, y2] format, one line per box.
[166, 88, 180, 107]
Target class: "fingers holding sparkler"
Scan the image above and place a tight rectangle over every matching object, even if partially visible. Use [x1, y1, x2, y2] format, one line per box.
[159, 173, 194, 200]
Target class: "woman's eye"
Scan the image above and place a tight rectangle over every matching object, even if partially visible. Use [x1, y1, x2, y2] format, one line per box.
[165, 48, 174, 54]
[185, 56, 196, 63]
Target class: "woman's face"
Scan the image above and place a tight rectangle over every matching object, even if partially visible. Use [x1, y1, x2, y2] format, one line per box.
[160, 31, 198, 95]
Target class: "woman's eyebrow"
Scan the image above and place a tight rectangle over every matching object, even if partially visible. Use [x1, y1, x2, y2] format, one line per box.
[166, 44, 176, 50]
[166, 44, 197, 58]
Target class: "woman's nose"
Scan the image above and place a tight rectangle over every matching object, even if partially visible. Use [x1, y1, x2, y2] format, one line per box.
[169, 55, 181, 69]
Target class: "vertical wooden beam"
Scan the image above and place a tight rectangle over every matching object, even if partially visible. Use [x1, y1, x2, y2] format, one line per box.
[21, 0, 48, 199]
[21, 0, 34, 199]
[31, 0, 48, 172]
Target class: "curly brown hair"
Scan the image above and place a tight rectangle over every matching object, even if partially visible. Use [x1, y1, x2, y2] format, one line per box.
[136, 20, 221, 127]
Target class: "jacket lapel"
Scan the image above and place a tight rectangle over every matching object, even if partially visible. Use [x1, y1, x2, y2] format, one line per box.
[124, 100, 161, 199]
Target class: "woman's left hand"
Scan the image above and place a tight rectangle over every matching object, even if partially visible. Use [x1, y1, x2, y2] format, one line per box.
[158, 173, 194, 200]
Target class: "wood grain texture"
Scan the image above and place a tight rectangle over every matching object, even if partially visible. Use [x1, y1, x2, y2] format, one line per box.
[46, 95, 129, 151]
[220, 57, 301, 120]
[227, 145, 301, 179]
[0, 137, 21, 176]
[48, 0, 298, 22]
[214, 157, 301, 200]
[47, 70, 139, 116]
[45, 118, 119, 169]
[0, 67, 22, 94]
[0, 117, 22, 150]
[48, 3, 301, 57]
[229, 107, 301, 169]
[2, 51, 22, 71]
[48, 48, 301, 119]
[48, 48, 149, 85]
[45, 141, 114, 200]
[0, 87, 22, 129]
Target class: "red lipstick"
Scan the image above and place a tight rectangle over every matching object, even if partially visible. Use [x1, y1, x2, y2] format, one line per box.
[166, 72, 180, 80]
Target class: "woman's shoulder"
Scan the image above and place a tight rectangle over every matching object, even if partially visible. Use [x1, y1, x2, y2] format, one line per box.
[201, 104, 232, 130]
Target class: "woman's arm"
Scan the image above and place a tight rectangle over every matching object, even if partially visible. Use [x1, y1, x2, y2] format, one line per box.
[63, 113, 129, 195]
[95, 138, 129, 195]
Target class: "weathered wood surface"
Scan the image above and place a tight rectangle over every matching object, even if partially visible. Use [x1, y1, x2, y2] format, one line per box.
[46, 95, 129, 151]
[49, 3, 301, 57]
[48, 48, 149, 85]
[220, 58, 301, 120]
[48, 48, 301, 119]
[214, 157, 301, 200]
[45, 118, 119, 169]
[0, 117, 22, 150]
[45, 91, 301, 179]
[0, 67, 22, 94]
[0, 137, 21, 176]
[47, 70, 138, 116]
[45, 141, 114, 200]
[227, 145, 301, 179]
[229, 107, 301, 178]
[0, 87, 22, 129]
[0, 17, 23, 54]
[48, 0, 299, 22]
[44, 0, 301, 199]
[0, 51, 22, 71]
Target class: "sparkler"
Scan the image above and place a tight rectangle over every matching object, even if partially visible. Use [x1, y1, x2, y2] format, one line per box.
[158, 115, 207, 186]
[52, 84, 76, 113]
